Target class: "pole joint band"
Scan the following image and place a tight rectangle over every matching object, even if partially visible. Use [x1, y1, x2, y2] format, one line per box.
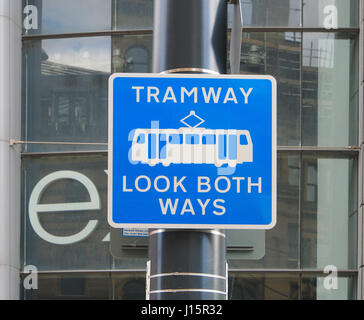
[160, 67, 220, 75]
[150, 272, 226, 280]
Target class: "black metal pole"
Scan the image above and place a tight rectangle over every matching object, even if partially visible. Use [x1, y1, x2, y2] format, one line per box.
[149, 0, 228, 300]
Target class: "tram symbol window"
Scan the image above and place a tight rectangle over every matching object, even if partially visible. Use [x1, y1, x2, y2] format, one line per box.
[240, 134, 248, 145]
[169, 134, 183, 144]
[136, 133, 145, 144]
[202, 134, 215, 145]
[186, 134, 199, 144]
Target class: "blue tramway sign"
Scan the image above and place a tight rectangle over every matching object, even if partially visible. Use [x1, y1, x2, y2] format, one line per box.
[108, 73, 277, 229]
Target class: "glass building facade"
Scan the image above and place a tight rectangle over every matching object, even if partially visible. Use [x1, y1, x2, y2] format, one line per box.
[19, 0, 362, 300]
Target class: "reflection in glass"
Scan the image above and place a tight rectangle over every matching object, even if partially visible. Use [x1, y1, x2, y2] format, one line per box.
[22, 273, 112, 300]
[301, 153, 357, 270]
[228, 0, 301, 27]
[302, 33, 358, 146]
[303, 0, 359, 28]
[112, 35, 152, 73]
[301, 275, 357, 300]
[21, 272, 147, 300]
[22, 37, 111, 152]
[239, 32, 301, 146]
[229, 272, 299, 300]
[112, 0, 153, 30]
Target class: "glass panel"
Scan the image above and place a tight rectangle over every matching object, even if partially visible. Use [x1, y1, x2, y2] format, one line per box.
[301, 274, 357, 300]
[301, 153, 357, 270]
[111, 273, 146, 300]
[112, 0, 153, 30]
[21, 272, 357, 300]
[112, 35, 152, 73]
[228, 272, 299, 300]
[22, 154, 149, 270]
[228, 153, 300, 269]
[22, 0, 112, 35]
[22, 37, 110, 152]
[22, 0, 154, 35]
[21, 273, 111, 300]
[302, 32, 358, 146]
[22, 155, 112, 270]
[228, 0, 301, 28]
[22, 35, 151, 153]
[303, 0, 359, 28]
[239, 32, 301, 146]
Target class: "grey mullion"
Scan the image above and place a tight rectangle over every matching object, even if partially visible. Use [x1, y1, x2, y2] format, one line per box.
[21, 28, 360, 41]
[21, 29, 153, 41]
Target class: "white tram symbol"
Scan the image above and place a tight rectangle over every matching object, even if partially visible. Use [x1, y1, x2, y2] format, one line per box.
[131, 111, 253, 167]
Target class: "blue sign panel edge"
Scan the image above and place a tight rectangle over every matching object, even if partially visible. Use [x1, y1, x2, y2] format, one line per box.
[107, 73, 277, 230]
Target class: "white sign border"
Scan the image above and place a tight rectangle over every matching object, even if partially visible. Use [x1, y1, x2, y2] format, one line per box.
[108, 73, 277, 230]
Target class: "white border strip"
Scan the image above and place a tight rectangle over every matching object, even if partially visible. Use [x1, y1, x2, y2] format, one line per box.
[108, 73, 277, 230]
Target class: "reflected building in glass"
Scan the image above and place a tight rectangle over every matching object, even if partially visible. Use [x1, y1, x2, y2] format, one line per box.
[0, 0, 361, 300]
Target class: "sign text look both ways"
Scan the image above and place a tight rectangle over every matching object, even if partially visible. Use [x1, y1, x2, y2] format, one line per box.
[108, 73, 277, 229]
